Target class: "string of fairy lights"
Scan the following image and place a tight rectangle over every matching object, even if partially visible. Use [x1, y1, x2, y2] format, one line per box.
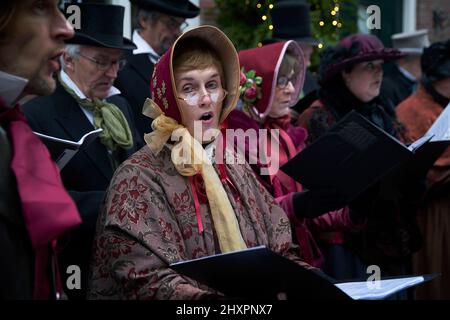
[254, 1, 274, 46]
[253, 0, 343, 49]
[317, 0, 342, 49]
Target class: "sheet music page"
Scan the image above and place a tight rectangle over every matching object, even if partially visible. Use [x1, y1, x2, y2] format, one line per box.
[335, 276, 424, 300]
[33, 128, 103, 169]
[424, 102, 450, 142]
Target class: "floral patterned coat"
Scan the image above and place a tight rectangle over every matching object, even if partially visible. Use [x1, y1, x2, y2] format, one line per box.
[87, 145, 307, 299]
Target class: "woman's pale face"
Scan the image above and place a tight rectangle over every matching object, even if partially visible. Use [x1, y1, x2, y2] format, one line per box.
[269, 70, 297, 118]
[175, 66, 224, 142]
[341, 60, 384, 103]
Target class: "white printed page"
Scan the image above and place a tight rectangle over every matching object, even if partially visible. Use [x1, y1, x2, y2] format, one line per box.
[335, 276, 424, 300]
[33, 128, 102, 147]
[424, 101, 450, 142]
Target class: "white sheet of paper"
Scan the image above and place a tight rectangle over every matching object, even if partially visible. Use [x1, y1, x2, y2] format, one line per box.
[33, 128, 103, 148]
[335, 276, 424, 300]
[408, 134, 433, 151]
[423, 101, 450, 142]
[33, 128, 103, 169]
[407, 102, 450, 151]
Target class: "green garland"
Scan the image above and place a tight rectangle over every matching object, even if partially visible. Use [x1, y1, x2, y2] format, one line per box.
[215, 0, 358, 70]
[214, 0, 274, 51]
[308, 0, 358, 71]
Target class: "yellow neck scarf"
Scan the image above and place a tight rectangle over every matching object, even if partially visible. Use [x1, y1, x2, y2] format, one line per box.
[143, 99, 247, 253]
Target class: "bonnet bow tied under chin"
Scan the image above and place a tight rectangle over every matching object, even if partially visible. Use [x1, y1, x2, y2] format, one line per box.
[143, 98, 247, 252]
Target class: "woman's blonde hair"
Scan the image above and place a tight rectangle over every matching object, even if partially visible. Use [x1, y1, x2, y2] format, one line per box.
[173, 38, 225, 89]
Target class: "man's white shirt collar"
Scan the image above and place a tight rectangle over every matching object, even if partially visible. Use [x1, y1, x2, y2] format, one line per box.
[398, 66, 417, 82]
[59, 69, 120, 125]
[0, 70, 29, 106]
[59, 69, 120, 100]
[132, 30, 160, 63]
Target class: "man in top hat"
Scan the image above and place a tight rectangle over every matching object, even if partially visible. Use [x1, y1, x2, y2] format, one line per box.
[114, 0, 200, 138]
[381, 29, 430, 106]
[1, 0, 81, 299]
[22, 3, 142, 300]
[269, 0, 319, 97]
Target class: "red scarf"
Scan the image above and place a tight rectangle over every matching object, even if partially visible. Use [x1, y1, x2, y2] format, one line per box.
[263, 115, 303, 195]
[0, 98, 81, 299]
[188, 131, 241, 235]
[264, 115, 326, 267]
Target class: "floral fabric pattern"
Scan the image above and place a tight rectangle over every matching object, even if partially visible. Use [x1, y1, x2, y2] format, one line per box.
[110, 176, 149, 224]
[88, 145, 306, 299]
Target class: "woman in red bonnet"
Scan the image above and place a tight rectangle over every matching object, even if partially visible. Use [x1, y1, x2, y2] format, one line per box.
[226, 41, 365, 273]
[87, 26, 312, 300]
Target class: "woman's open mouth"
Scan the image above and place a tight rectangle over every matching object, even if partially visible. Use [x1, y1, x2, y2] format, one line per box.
[199, 112, 214, 123]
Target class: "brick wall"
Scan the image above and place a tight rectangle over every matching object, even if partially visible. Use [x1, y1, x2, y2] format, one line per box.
[417, 0, 450, 42]
[200, 0, 219, 26]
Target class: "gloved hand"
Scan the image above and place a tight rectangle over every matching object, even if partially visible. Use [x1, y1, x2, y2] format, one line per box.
[293, 188, 347, 219]
[348, 183, 380, 223]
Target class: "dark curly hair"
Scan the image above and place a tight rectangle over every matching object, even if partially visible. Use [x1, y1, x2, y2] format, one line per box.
[421, 39, 450, 85]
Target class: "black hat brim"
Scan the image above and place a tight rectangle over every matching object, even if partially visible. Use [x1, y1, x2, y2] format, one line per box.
[66, 33, 137, 51]
[131, 0, 200, 18]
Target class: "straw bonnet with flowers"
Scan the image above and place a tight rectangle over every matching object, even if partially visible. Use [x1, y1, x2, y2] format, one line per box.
[88, 25, 308, 300]
[142, 25, 246, 253]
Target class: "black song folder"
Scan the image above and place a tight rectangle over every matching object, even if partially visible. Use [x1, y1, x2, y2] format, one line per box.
[170, 246, 435, 300]
[281, 111, 413, 202]
[170, 246, 350, 300]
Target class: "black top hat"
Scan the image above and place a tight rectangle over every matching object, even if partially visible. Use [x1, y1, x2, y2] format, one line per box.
[421, 39, 450, 83]
[130, 0, 200, 19]
[270, 0, 318, 45]
[65, 3, 136, 51]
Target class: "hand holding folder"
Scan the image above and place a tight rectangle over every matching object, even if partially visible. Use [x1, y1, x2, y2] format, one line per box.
[293, 188, 347, 219]
[281, 110, 450, 207]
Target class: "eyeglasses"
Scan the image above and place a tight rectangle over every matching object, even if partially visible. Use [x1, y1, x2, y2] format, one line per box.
[277, 75, 298, 89]
[178, 87, 228, 107]
[160, 17, 188, 32]
[78, 53, 127, 71]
